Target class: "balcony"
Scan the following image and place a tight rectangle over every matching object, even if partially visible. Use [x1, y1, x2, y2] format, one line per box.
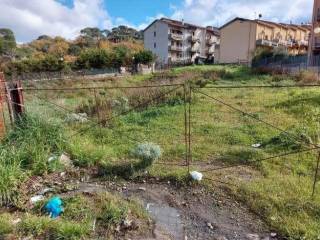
[256, 39, 276, 47]
[191, 46, 199, 53]
[169, 46, 183, 52]
[191, 36, 200, 43]
[206, 38, 216, 45]
[314, 37, 320, 50]
[169, 33, 183, 41]
[298, 40, 308, 47]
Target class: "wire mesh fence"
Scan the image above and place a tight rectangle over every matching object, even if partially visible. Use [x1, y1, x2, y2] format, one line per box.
[190, 85, 320, 196]
[8, 82, 190, 179]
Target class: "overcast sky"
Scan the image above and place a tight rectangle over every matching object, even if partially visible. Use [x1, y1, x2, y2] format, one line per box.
[0, 0, 313, 42]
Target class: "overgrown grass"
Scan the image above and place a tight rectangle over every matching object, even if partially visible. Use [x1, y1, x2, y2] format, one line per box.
[2, 65, 320, 238]
[13, 192, 148, 239]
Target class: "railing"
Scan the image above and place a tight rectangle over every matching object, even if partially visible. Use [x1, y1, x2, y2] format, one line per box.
[191, 36, 200, 43]
[169, 33, 183, 41]
[191, 46, 199, 52]
[206, 38, 216, 45]
[169, 46, 183, 51]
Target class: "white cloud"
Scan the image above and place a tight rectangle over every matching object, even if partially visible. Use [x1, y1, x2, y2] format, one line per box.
[0, 0, 112, 42]
[169, 0, 313, 27]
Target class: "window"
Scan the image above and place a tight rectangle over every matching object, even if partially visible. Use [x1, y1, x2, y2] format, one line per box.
[154, 31, 156, 37]
[154, 43, 157, 48]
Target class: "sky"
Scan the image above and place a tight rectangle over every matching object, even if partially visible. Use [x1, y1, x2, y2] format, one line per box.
[0, 0, 313, 42]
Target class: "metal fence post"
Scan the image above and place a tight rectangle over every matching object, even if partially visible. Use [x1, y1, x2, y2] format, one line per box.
[7, 80, 25, 122]
[0, 72, 7, 138]
[312, 151, 320, 197]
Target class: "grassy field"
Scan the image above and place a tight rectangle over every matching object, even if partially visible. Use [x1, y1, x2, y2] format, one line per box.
[1, 65, 320, 239]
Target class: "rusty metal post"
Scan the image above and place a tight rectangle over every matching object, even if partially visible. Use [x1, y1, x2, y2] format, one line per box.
[9, 81, 25, 121]
[312, 151, 320, 197]
[188, 85, 192, 170]
[184, 83, 189, 172]
[0, 72, 7, 137]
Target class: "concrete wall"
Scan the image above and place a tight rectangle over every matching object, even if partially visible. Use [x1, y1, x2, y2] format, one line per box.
[219, 20, 257, 64]
[144, 21, 169, 64]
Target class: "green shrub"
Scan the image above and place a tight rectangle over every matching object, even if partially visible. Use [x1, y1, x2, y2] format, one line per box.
[134, 50, 154, 64]
[0, 214, 14, 236]
[98, 193, 128, 227]
[132, 142, 161, 167]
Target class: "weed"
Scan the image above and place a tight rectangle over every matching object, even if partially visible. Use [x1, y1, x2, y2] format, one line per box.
[0, 214, 14, 237]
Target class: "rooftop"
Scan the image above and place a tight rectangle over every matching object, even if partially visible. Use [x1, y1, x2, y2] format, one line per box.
[144, 18, 220, 36]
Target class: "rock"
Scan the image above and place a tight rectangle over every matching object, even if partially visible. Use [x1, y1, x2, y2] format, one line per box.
[65, 113, 88, 123]
[215, 236, 228, 240]
[122, 219, 132, 228]
[59, 153, 73, 168]
[11, 218, 21, 225]
[246, 233, 260, 240]
[138, 187, 146, 191]
[207, 222, 214, 230]
[270, 233, 277, 238]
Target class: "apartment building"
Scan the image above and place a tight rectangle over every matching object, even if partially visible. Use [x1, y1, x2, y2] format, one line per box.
[219, 18, 311, 65]
[143, 18, 220, 64]
[308, 0, 320, 65]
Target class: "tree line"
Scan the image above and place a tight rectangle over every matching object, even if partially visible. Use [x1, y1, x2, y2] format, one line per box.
[0, 26, 154, 75]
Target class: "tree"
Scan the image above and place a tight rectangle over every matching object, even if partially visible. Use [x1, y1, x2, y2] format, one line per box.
[108, 26, 143, 42]
[112, 45, 133, 68]
[134, 50, 154, 65]
[79, 27, 110, 47]
[0, 28, 16, 56]
[75, 48, 110, 69]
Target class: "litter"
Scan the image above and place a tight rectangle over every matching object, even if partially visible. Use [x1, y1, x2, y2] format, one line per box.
[48, 155, 57, 163]
[44, 197, 64, 218]
[190, 171, 203, 181]
[251, 143, 262, 148]
[30, 195, 45, 204]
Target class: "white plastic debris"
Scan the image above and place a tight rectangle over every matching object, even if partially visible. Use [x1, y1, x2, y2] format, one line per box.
[30, 195, 45, 204]
[190, 171, 203, 181]
[251, 143, 262, 148]
[48, 155, 57, 163]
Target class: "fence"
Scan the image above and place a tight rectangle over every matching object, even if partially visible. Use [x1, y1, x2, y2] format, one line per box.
[1, 75, 320, 197]
[7, 68, 119, 82]
[252, 54, 320, 75]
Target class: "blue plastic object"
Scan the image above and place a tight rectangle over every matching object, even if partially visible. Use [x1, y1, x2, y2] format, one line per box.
[44, 197, 64, 218]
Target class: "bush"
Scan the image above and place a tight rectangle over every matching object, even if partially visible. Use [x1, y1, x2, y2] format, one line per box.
[75, 48, 110, 69]
[132, 142, 161, 167]
[295, 71, 319, 84]
[134, 50, 154, 65]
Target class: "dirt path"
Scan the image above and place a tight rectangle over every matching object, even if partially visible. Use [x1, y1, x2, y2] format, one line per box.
[74, 180, 278, 240]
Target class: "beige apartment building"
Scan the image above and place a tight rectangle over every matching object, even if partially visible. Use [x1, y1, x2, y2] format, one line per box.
[143, 18, 220, 64]
[219, 18, 311, 65]
[308, 0, 320, 65]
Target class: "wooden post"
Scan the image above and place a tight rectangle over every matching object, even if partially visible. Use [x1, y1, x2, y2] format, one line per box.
[7, 80, 25, 123]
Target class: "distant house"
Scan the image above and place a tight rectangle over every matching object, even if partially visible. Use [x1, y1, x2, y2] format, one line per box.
[308, 0, 320, 66]
[219, 17, 311, 65]
[143, 18, 220, 64]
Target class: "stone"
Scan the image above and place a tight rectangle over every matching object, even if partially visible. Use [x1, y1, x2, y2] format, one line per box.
[246, 233, 260, 240]
[138, 187, 146, 191]
[270, 233, 277, 238]
[207, 222, 214, 230]
[59, 153, 73, 168]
